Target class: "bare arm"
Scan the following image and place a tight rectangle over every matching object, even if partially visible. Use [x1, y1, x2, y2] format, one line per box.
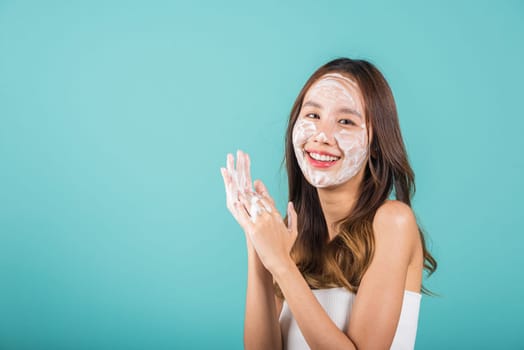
[272, 200, 419, 350]
[273, 260, 358, 350]
[220, 151, 282, 350]
[244, 244, 282, 350]
[346, 201, 419, 348]
[231, 163, 355, 349]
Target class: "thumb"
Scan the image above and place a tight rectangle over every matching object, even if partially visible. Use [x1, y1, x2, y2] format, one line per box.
[287, 201, 298, 236]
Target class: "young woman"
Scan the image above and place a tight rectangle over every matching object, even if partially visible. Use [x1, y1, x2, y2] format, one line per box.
[220, 58, 437, 350]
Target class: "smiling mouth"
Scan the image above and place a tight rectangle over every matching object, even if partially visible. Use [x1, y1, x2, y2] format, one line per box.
[305, 151, 340, 168]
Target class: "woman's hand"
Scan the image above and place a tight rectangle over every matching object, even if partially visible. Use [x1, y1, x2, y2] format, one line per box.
[220, 150, 268, 251]
[220, 150, 298, 275]
[236, 181, 298, 275]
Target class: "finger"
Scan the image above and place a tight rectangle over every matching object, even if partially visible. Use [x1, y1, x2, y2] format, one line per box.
[255, 196, 273, 214]
[226, 153, 235, 175]
[239, 192, 262, 222]
[223, 169, 238, 202]
[221, 167, 232, 199]
[221, 167, 242, 217]
[238, 191, 251, 215]
[287, 201, 298, 235]
[254, 179, 276, 208]
[260, 198, 272, 214]
[234, 201, 254, 231]
[220, 167, 229, 190]
[227, 153, 240, 193]
[241, 192, 270, 223]
[221, 165, 233, 195]
[244, 152, 253, 193]
[225, 153, 241, 200]
[236, 150, 245, 191]
[238, 150, 246, 191]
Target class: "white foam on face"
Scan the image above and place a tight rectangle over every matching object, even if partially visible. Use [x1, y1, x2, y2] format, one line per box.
[316, 132, 329, 143]
[292, 73, 369, 188]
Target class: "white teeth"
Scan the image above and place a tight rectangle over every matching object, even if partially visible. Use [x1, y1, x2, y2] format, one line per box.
[309, 152, 340, 162]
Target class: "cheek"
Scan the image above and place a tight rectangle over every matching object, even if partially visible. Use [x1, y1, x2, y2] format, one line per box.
[292, 119, 317, 147]
[335, 130, 367, 153]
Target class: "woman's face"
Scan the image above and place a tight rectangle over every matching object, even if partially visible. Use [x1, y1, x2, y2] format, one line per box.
[292, 73, 370, 188]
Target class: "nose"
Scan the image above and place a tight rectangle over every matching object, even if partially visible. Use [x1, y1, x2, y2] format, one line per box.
[312, 120, 337, 145]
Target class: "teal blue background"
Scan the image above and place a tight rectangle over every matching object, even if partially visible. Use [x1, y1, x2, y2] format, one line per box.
[1, 1, 523, 349]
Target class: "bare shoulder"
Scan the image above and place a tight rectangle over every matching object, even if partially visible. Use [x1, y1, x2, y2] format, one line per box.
[374, 200, 416, 228]
[372, 200, 420, 263]
[347, 201, 422, 344]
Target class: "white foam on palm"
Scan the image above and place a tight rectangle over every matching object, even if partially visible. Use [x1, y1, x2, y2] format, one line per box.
[227, 163, 272, 223]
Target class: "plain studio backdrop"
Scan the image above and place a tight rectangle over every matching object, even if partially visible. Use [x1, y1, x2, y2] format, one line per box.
[1, 1, 523, 349]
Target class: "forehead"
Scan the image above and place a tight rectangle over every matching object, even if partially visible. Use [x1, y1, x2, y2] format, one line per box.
[304, 73, 363, 108]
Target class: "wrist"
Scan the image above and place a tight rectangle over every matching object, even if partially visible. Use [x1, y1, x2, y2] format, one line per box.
[270, 257, 296, 281]
[247, 249, 272, 277]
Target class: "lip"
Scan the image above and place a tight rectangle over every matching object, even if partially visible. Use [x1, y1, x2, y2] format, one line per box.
[305, 149, 341, 158]
[305, 150, 340, 169]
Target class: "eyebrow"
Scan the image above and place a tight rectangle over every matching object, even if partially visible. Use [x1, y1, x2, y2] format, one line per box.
[302, 100, 362, 119]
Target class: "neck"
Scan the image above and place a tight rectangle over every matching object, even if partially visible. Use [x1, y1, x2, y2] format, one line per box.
[316, 171, 364, 241]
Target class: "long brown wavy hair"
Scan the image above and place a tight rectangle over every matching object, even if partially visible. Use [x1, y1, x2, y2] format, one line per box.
[274, 57, 437, 299]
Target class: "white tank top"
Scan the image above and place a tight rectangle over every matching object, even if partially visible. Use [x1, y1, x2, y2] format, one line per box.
[279, 287, 421, 350]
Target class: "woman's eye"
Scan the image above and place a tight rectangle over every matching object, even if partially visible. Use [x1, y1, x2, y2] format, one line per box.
[305, 113, 320, 119]
[339, 119, 355, 126]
